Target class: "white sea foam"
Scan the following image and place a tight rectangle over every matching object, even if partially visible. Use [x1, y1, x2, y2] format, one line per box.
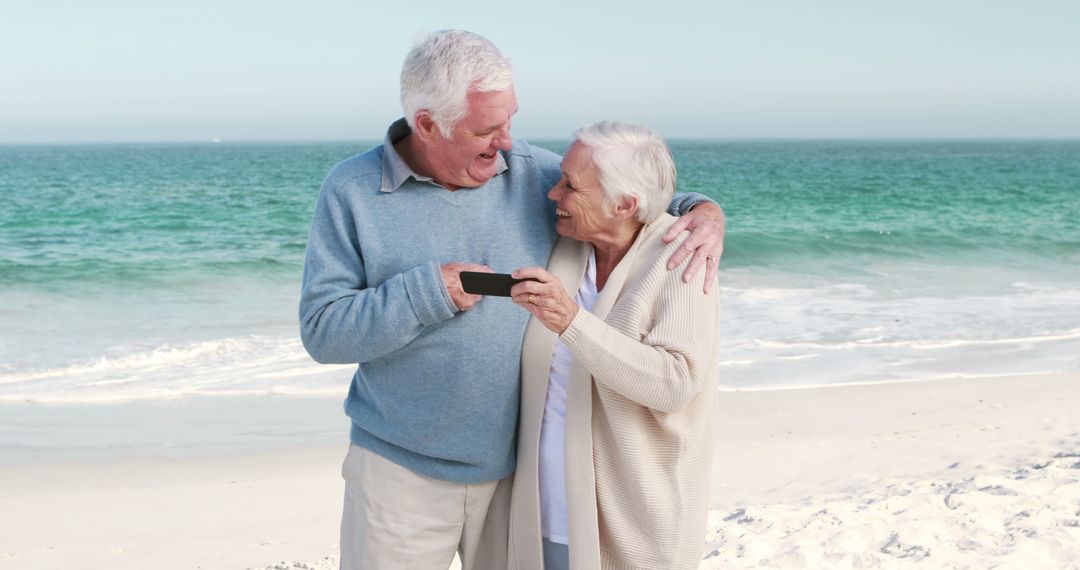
[2, 270, 1078, 403]
[715, 278, 1080, 391]
[747, 329, 1080, 351]
[0, 336, 354, 403]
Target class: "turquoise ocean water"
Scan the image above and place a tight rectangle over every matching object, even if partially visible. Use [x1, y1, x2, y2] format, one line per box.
[1, 140, 1078, 402]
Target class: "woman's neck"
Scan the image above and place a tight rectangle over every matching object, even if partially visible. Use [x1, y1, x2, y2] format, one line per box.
[591, 222, 643, 291]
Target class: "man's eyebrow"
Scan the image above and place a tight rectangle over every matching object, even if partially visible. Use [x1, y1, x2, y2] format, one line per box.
[479, 114, 515, 133]
[499, 108, 518, 125]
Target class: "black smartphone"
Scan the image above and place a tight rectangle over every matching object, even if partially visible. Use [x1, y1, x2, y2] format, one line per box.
[459, 272, 536, 297]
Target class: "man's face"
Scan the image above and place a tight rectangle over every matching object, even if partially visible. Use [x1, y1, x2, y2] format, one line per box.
[423, 85, 517, 190]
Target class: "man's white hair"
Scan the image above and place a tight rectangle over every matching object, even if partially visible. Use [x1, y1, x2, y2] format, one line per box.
[400, 30, 513, 139]
[573, 121, 676, 224]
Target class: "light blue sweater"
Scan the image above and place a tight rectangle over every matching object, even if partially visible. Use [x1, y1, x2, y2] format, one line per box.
[299, 120, 710, 483]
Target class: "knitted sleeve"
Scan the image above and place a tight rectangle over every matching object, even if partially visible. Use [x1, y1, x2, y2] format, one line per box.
[559, 242, 719, 412]
[298, 173, 457, 364]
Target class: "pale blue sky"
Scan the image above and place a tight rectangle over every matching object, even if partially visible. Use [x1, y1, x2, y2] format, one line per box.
[3, 0, 1078, 142]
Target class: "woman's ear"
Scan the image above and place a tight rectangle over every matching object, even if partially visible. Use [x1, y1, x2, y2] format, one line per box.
[615, 196, 639, 220]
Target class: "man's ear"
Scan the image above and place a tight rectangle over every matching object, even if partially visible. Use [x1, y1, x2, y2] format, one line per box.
[615, 196, 639, 220]
[413, 111, 440, 141]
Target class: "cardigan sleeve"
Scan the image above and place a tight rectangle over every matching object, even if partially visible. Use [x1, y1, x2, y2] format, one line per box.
[558, 257, 719, 413]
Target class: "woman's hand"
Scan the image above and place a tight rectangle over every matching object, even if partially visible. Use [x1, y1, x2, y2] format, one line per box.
[510, 267, 580, 334]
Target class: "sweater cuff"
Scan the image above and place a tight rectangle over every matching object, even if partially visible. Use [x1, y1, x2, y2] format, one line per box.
[404, 261, 459, 326]
[558, 306, 593, 346]
[668, 191, 715, 216]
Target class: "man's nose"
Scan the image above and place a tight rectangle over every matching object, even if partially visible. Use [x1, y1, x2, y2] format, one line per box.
[493, 127, 512, 151]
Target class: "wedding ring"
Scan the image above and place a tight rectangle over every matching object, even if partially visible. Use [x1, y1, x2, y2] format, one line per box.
[529, 293, 537, 304]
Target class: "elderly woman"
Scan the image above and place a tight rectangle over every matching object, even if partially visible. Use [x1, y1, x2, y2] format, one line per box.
[507, 122, 721, 570]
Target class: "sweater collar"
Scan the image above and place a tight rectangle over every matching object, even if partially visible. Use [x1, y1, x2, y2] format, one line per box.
[380, 118, 509, 193]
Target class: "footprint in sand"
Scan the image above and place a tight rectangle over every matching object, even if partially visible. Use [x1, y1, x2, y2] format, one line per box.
[944, 493, 964, 510]
[879, 532, 931, 560]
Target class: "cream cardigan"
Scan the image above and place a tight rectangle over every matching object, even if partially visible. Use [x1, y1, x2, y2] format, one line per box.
[509, 214, 720, 570]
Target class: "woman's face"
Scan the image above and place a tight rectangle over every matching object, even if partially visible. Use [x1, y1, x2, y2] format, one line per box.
[547, 142, 615, 242]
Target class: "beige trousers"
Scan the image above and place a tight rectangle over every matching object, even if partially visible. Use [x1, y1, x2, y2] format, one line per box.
[339, 444, 512, 570]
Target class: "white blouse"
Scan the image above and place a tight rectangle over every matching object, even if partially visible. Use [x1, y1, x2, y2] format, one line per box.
[538, 248, 598, 545]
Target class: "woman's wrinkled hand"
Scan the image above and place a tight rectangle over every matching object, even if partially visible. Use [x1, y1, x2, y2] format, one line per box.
[510, 267, 580, 334]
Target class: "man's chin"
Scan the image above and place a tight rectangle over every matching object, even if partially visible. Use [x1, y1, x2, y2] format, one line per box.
[466, 167, 499, 186]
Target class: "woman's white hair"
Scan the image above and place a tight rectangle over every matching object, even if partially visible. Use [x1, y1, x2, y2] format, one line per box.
[400, 30, 513, 139]
[573, 121, 676, 224]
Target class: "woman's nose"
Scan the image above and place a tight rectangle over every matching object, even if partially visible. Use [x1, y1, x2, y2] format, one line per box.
[547, 183, 561, 201]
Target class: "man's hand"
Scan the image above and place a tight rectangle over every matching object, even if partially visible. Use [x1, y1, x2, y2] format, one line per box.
[441, 262, 493, 311]
[661, 202, 725, 294]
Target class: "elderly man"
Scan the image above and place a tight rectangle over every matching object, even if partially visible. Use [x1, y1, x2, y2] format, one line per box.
[299, 30, 725, 570]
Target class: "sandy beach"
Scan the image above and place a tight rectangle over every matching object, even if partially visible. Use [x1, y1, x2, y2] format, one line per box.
[1, 372, 1077, 569]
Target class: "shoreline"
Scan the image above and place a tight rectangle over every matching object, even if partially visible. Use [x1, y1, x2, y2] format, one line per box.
[0, 394, 349, 466]
[1, 372, 1077, 569]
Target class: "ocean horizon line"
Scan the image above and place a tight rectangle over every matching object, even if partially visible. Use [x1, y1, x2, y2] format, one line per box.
[4, 136, 1080, 147]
